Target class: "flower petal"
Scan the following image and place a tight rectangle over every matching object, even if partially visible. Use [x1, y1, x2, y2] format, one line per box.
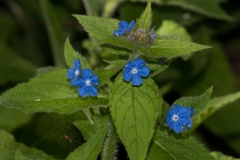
[74, 78, 86, 87]
[118, 21, 128, 29]
[138, 66, 150, 77]
[132, 74, 142, 86]
[78, 86, 89, 97]
[173, 122, 182, 133]
[67, 68, 75, 79]
[74, 59, 81, 71]
[178, 107, 189, 117]
[129, 21, 135, 30]
[91, 75, 99, 85]
[70, 78, 78, 86]
[151, 30, 156, 39]
[123, 71, 132, 82]
[113, 29, 125, 36]
[189, 107, 194, 118]
[185, 119, 193, 130]
[89, 86, 98, 97]
[133, 58, 146, 68]
[82, 69, 92, 79]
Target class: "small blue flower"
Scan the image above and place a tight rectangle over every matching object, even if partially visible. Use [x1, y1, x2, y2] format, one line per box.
[123, 58, 150, 86]
[113, 20, 135, 36]
[151, 30, 156, 39]
[74, 69, 99, 97]
[67, 59, 81, 86]
[166, 104, 194, 133]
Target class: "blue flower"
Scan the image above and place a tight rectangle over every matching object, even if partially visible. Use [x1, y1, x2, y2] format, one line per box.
[166, 104, 194, 133]
[67, 59, 81, 86]
[113, 20, 135, 36]
[151, 30, 156, 39]
[74, 69, 99, 97]
[123, 58, 150, 86]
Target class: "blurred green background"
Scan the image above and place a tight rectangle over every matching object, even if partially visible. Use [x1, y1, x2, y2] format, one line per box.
[0, 0, 240, 159]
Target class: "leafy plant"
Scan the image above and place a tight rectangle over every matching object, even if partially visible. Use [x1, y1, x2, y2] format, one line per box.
[0, 1, 240, 160]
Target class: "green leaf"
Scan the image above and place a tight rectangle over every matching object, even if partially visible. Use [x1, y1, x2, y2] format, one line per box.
[72, 111, 96, 140]
[0, 106, 31, 132]
[173, 87, 212, 117]
[64, 37, 90, 69]
[101, 122, 118, 160]
[167, 0, 232, 21]
[190, 91, 240, 133]
[40, 0, 65, 66]
[147, 63, 168, 77]
[210, 151, 240, 160]
[103, 45, 132, 55]
[94, 68, 118, 86]
[0, 129, 54, 160]
[0, 69, 108, 114]
[160, 101, 170, 124]
[147, 38, 211, 58]
[66, 125, 108, 160]
[138, 2, 152, 29]
[73, 15, 118, 41]
[73, 15, 135, 50]
[156, 20, 191, 41]
[148, 127, 214, 160]
[110, 74, 161, 160]
[0, 46, 36, 86]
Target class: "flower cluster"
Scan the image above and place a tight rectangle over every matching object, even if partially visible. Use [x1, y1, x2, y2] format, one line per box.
[166, 104, 194, 133]
[123, 58, 150, 86]
[67, 59, 99, 97]
[113, 20, 135, 36]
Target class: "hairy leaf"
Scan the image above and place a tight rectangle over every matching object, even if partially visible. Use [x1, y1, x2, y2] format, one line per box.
[190, 91, 240, 133]
[64, 37, 90, 69]
[110, 74, 161, 160]
[173, 87, 212, 117]
[147, 38, 211, 58]
[101, 122, 118, 160]
[148, 128, 214, 160]
[138, 2, 152, 29]
[0, 69, 108, 114]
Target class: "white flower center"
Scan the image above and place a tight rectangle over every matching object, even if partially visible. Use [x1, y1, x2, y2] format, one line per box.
[75, 70, 80, 76]
[172, 114, 178, 121]
[131, 68, 138, 74]
[85, 79, 91, 86]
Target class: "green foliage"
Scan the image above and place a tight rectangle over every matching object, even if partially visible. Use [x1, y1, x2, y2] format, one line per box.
[0, 46, 36, 86]
[0, 69, 108, 114]
[190, 91, 240, 133]
[0, 1, 239, 160]
[101, 122, 118, 160]
[40, 0, 65, 66]
[174, 87, 212, 117]
[0, 129, 54, 160]
[148, 127, 214, 160]
[138, 2, 152, 29]
[0, 106, 31, 132]
[167, 0, 232, 21]
[156, 20, 191, 41]
[66, 126, 108, 160]
[147, 38, 210, 58]
[110, 74, 161, 160]
[64, 37, 91, 69]
[211, 152, 240, 160]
